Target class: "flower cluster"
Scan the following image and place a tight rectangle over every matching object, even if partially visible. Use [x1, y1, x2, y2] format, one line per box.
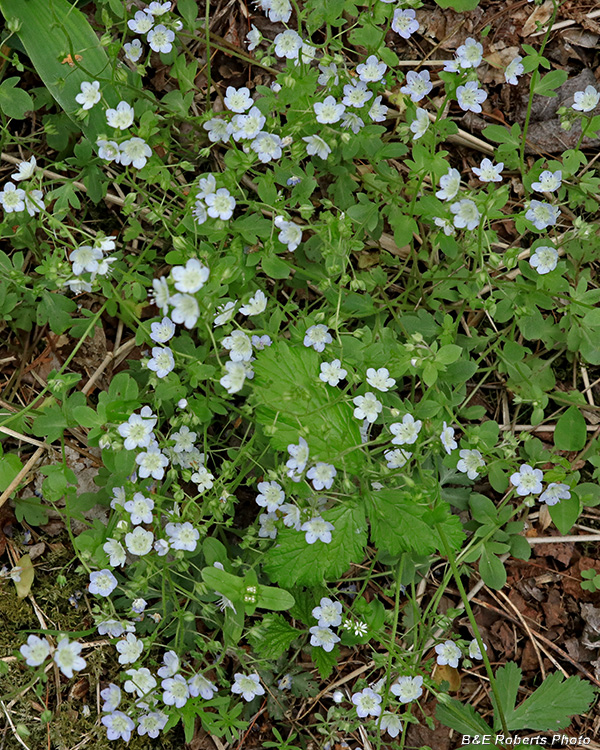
[0, 156, 44, 218]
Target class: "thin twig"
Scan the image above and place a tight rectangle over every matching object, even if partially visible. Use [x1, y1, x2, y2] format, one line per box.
[0, 446, 45, 511]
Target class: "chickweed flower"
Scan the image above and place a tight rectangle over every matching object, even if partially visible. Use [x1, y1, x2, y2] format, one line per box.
[456, 81, 487, 113]
[529, 245, 559, 274]
[188, 673, 218, 699]
[303, 134, 331, 159]
[274, 29, 303, 59]
[450, 199, 481, 231]
[231, 673, 265, 702]
[456, 37, 484, 69]
[320, 359, 347, 386]
[356, 55, 386, 83]
[147, 24, 175, 54]
[220, 360, 248, 393]
[118, 137, 152, 169]
[526, 200, 559, 230]
[369, 95, 388, 122]
[352, 687, 382, 718]
[312, 597, 342, 627]
[256, 481, 285, 512]
[135, 445, 169, 480]
[309, 626, 340, 652]
[53, 637, 86, 678]
[128, 9, 154, 34]
[117, 633, 144, 665]
[468, 639, 487, 660]
[165, 521, 199, 552]
[118, 411, 156, 451]
[251, 132, 283, 162]
[301, 516, 334, 544]
[125, 527, 154, 556]
[20, 635, 51, 667]
[97, 139, 120, 161]
[224, 86, 253, 113]
[304, 324, 332, 352]
[472, 158, 503, 182]
[0, 182, 26, 213]
[89, 569, 118, 597]
[124, 39, 143, 62]
[342, 80, 373, 108]
[510, 464, 544, 496]
[75, 80, 101, 110]
[391, 675, 423, 703]
[123, 667, 156, 697]
[259, 512, 279, 538]
[203, 117, 231, 143]
[101, 683, 122, 711]
[162, 675, 189, 708]
[457, 448, 485, 479]
[532, 169, 562, 193]
[436, 168, 461, 201]
[390, 414, 422, 445]
[353, 392, 382, 423]
[540, 482, 571, 506]
[246, 24, 261, 51]
[11, 156, 36, 181]
[287, 436, 309, 478]
[106, 101, 135, 130]
[410, 107, 430, 139]
[172, 258, 209, 293]
[440, 422, 457, 454]
[275, 215, 303, 251]
[147, 346, 175, 378]
[505, 55, 524, 85]
[102, 712, 135, 742]
[380, 712, 403, 738]
[223, 329, 253, 361]
[150, 316, 175, 343]
[264, 0, 292, 23]
[435, 640, 461, 668]
[400, 70, 433, 102]
[366, 367, 395, 392]
[385, 448, 412, 468]
[138, 711, 168, 738]
[392, 8, 419, 39]
[307, 462, 337, 490]
[314, 96, 345, 124]
[572, 85, 600, 112]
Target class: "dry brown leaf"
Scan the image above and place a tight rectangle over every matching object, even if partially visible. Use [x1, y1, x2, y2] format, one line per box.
[521, 0, 555, 38]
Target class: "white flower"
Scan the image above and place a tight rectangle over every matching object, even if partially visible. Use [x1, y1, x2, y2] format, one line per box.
[147, 1, 172, 15]
[307, 462, 337, 490]
[117, 633, 144, 665]
[391, 675, 423, 703]
[390, 414, 422, 445]
[259, 512, 278, 538]
[353, 392, 382, 423]
[246, 24, 262, 51]
[572, 85, 600, 112]
[380, 712, 403, 738]
[366, 367, 395, 392]
[303, 134, 331, 159]
[102, 712, 135, 742]
[162, 675, 189, 707]
[128, 9, 154, 33]
[53, 638, 86, 678]
[309, 625, 340, 652]
[342, 80, 373, 109]
[231, 107, 266, 141]
[434, 217, 455, 236]
[135, 445, 169, 480]
[205, 187, 236, 219]
[410, 107, 430, 139]
[314, 96, 345, 124]
[106, 101, 135, 130]
[89, 569, 118, 596]
[172, 258, 209, 293]
[531, 169, 562, 193]
[165, 521, 199, 551]
[505, 55, 524, 85]
[97, 139, 120, 161]
[118, 411, 156, 451]
[400, 70, 432, 102]
[97, 618, 134, 637]
[224, 86, 253, 113]
[252, 334, 271, 349]
[266, 0, 292, 22]
[332, 690, 344, 703]
[287, 436, 309, 478]
[456, 37, 483, 69]
[320, 359, 347, 386]
[223, 329, 253, 361]
[440, 422, 457, 454]
[392, 8, 419, 39]
[436, 167, 461, 201]
[304, 324, 332, 352]
[251, 132, 283, 162]
[150, 316, 175, 344]
[170, 293, 200, 328]
[138, 711, 168, 739]
[103, 538, 127, 567]
[256, 481, 285, 512]
[301, 516, 334, 544]
[526, 200, 559, 230]
[125, 527, 154, 556]
[124, 493, 154, 524]
[118, 137, 152, 169]
[275, 216, 302, 251]
[457, 448, 485, 479]
[147, 24, 175, 54]
[318, 62, 339, 86]
[188, 673, 218, 700]
[468, 639, 487, 660]
[75, 80, 101, 110]
[20, 635, 51, 666]
[281, 503, 301, 529]
[231, 673, 265, 702]
[356, 55, 386, 83]
[435, 640, 461, 668]
[69, 244, 102, 275]
[220, 360, 248, 393]
[11, 156, 36, 181]
[385, 448, 412, 469]
[451, 199, 480, 231]
[0, 182, 26, 213]
[240, 289, 267, 316]
[191, 465, 214, 492]
[539, 482, 571, 506]
[27, 189, 45, 218]
[369, 95, 388, 122]
[171, 426, 196, 454]
[312, 597, 342, 627]
[124, 39, 143, 62]
[456, 81, 487, 113]
[101, 682, 122, 711]
[154, 539, 170, 556]
[510, 463, 544, 496]
[529, 245, 558, 274]
[472, 158, 503, 183]
[352, 687, 382, 718]
[147, 346, 175, 378]
[274, 29, 302, 59]
[214, 300, 236, 326]
[124, 668, 157, 697]
[203, 117, 231, 143]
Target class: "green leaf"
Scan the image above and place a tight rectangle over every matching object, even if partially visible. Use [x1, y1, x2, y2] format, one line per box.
[491, 662, 522, 729]
[533, 69, 569, 98]
[505, 672, 595, 731]
[14, 554, 35, 598]
[554, 406, 587, 451]
[247, 614, 301, 659]
[32, 403, 68, 443]
[436, 344, 462, 365]
[263, 503, 367, 588]
[479, 544, 506, 590]
[434, 0, 480, 8]
[549, 494, 581, 535]
[0, 77, 33, 119]
[14, 496, 49, 526]
[0, 453, 23, 491]
[312, 644, 340, 679]
[509, 534, 532, 561]
[201, 567, 244, 602]
[256, 584, 295, 611]
[262, 254, 290, 279]
[435, 694, 492, 735]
